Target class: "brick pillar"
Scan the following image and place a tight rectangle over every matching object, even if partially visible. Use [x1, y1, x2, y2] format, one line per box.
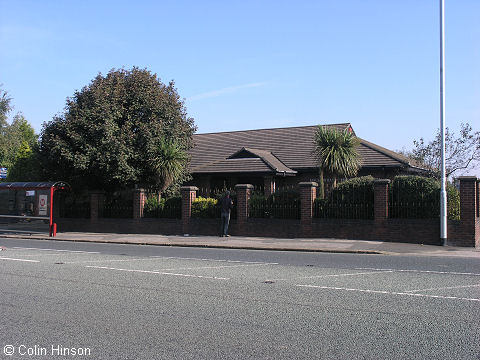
[235, 184, 253, 231]
[477, 180, 480, 218]
[300, 182, 317, 237]
[89, 191, 105, 222]
[264, 176, 275, 197]
[374, 179, 390, 221]
[133, 189, 146, 219]
[457, 177, 479, 247]
[181, 186, 198, 235]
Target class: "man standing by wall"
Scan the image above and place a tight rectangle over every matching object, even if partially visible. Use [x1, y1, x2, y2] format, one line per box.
[220, 191, 233, 237]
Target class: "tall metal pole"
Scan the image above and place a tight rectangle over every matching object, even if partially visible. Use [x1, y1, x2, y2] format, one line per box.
[440, 0, 448, 245]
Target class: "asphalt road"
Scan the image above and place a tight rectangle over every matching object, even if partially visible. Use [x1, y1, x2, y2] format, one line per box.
[1, 238, 479, 360]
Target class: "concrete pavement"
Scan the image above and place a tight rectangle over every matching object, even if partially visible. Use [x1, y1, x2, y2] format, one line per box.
[0, 230, 479, 258]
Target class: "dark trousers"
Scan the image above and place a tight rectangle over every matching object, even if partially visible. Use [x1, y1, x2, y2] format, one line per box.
[220, 211, 231, 236]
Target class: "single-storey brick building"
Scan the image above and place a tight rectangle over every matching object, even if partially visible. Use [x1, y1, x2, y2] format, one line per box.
[188, 123, 429, 195]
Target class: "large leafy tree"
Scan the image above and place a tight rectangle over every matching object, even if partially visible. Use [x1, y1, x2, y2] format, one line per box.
[0, 87, 13, 126]
[313, 126, 362, 198]
[4, 114, 39, 181]
[39, 67, 196, 191]
[402, 123, 480, 178]
[0, 86, 40, 181]
[6, 139, 41, 181]
[0, 87, 13, 167]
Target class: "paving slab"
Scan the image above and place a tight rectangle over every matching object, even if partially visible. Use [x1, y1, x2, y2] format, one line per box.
[0, 230, 479, 258]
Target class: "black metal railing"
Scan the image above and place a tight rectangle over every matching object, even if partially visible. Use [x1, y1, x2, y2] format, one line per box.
[103, 199, 133, 218]
[191, 196, 237, 219]
[314, 181, 374, 220]
[249, 187, 301, 220]
[144, 197, 182, 219]
[389, 189, 439, 219]
[249, 198, 300, 219]
[58, 194, 90, 218]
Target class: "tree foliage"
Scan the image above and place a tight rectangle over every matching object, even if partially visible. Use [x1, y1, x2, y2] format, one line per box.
[313, 126, 362, 198]
[389, 175, 460, 220]
[403, 123, 480, 178]
[3, 115, 40, 181]
[0, 86, 40, 181]
[39, 67, 196, 191]
[6, 140, 41, 181]
[0, 87, 13, 126]
[146, 139, 188, 193]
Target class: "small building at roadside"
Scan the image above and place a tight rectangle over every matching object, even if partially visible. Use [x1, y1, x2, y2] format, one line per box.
[188, 123, 429, 196]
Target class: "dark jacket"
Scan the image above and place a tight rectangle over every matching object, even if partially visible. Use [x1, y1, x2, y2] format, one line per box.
[220, 196, 233, 214]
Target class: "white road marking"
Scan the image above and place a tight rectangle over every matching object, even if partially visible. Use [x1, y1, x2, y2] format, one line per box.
[66, 258, 160, 264]
[296, 285, 480, 302]
[149, 256, 267, 264]
[267, 271, 393, 282]
[68, 257, 278, 266]
[355, 267, 480, 276]
[85, 265, 230, 280]
[0, 257, 40, 263]
[405, 284, 480, 293]
[152, 263, 278, 271]
[17, 254, 67, 257]
[11, 247, 99, 254]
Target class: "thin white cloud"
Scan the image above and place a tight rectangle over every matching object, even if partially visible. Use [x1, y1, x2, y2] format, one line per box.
[187, 82, 267, 101]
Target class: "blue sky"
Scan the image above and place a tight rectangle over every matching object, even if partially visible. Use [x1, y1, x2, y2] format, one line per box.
[1, 0, 478, 173]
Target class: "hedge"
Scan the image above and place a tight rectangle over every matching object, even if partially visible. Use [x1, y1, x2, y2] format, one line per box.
[192, 197, 219, 218]
[314, 176, 374, 219]
[143, 196, 181, 218]
[249, 189, 300, 219]
[389, 176, 460, 220]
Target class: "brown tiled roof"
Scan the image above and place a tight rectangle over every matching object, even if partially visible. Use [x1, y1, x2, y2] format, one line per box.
[193, 147, 297, 175]
[229, 148, 296, 174]
[190, 124, 426, 174]
[358, 138, 425, 169]
[193, 158, 276, 174]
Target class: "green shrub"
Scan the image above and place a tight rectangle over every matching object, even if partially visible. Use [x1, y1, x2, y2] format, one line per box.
[248, 189, 300, 219]
[389, 176, 439, 218]
[192, 197, 218, 218]
[268, 188, 299, 202]
[144, 196, 161, 213]
[391, 176, 440, 198]
[336, 175, 375, 189]
[249, 192, 266, 205]
[331, 176, 374, 204]
[389, 175, 459, 220]
[315, 176, 374, 219]
[143, 196, 181, 218]
[447, 185, 460, 221]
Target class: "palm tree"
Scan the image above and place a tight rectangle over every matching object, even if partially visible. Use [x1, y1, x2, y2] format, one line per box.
[313, 126, 362, 198]
[149, 139, 188, 195]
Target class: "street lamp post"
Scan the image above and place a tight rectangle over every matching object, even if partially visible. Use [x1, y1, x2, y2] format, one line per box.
[440, 0, 447, 245]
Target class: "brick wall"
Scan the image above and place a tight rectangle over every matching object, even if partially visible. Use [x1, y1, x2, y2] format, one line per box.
[235, 184, 253, 226]
[448, 177, 479, 247]
[300, 182, 317, 237]
[58, 218, 182, 235]
[133, 189, 145, 219]
[89, 191, 104, 222]
[56, 177, 479, 248]
[181, 186, 197, 235]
